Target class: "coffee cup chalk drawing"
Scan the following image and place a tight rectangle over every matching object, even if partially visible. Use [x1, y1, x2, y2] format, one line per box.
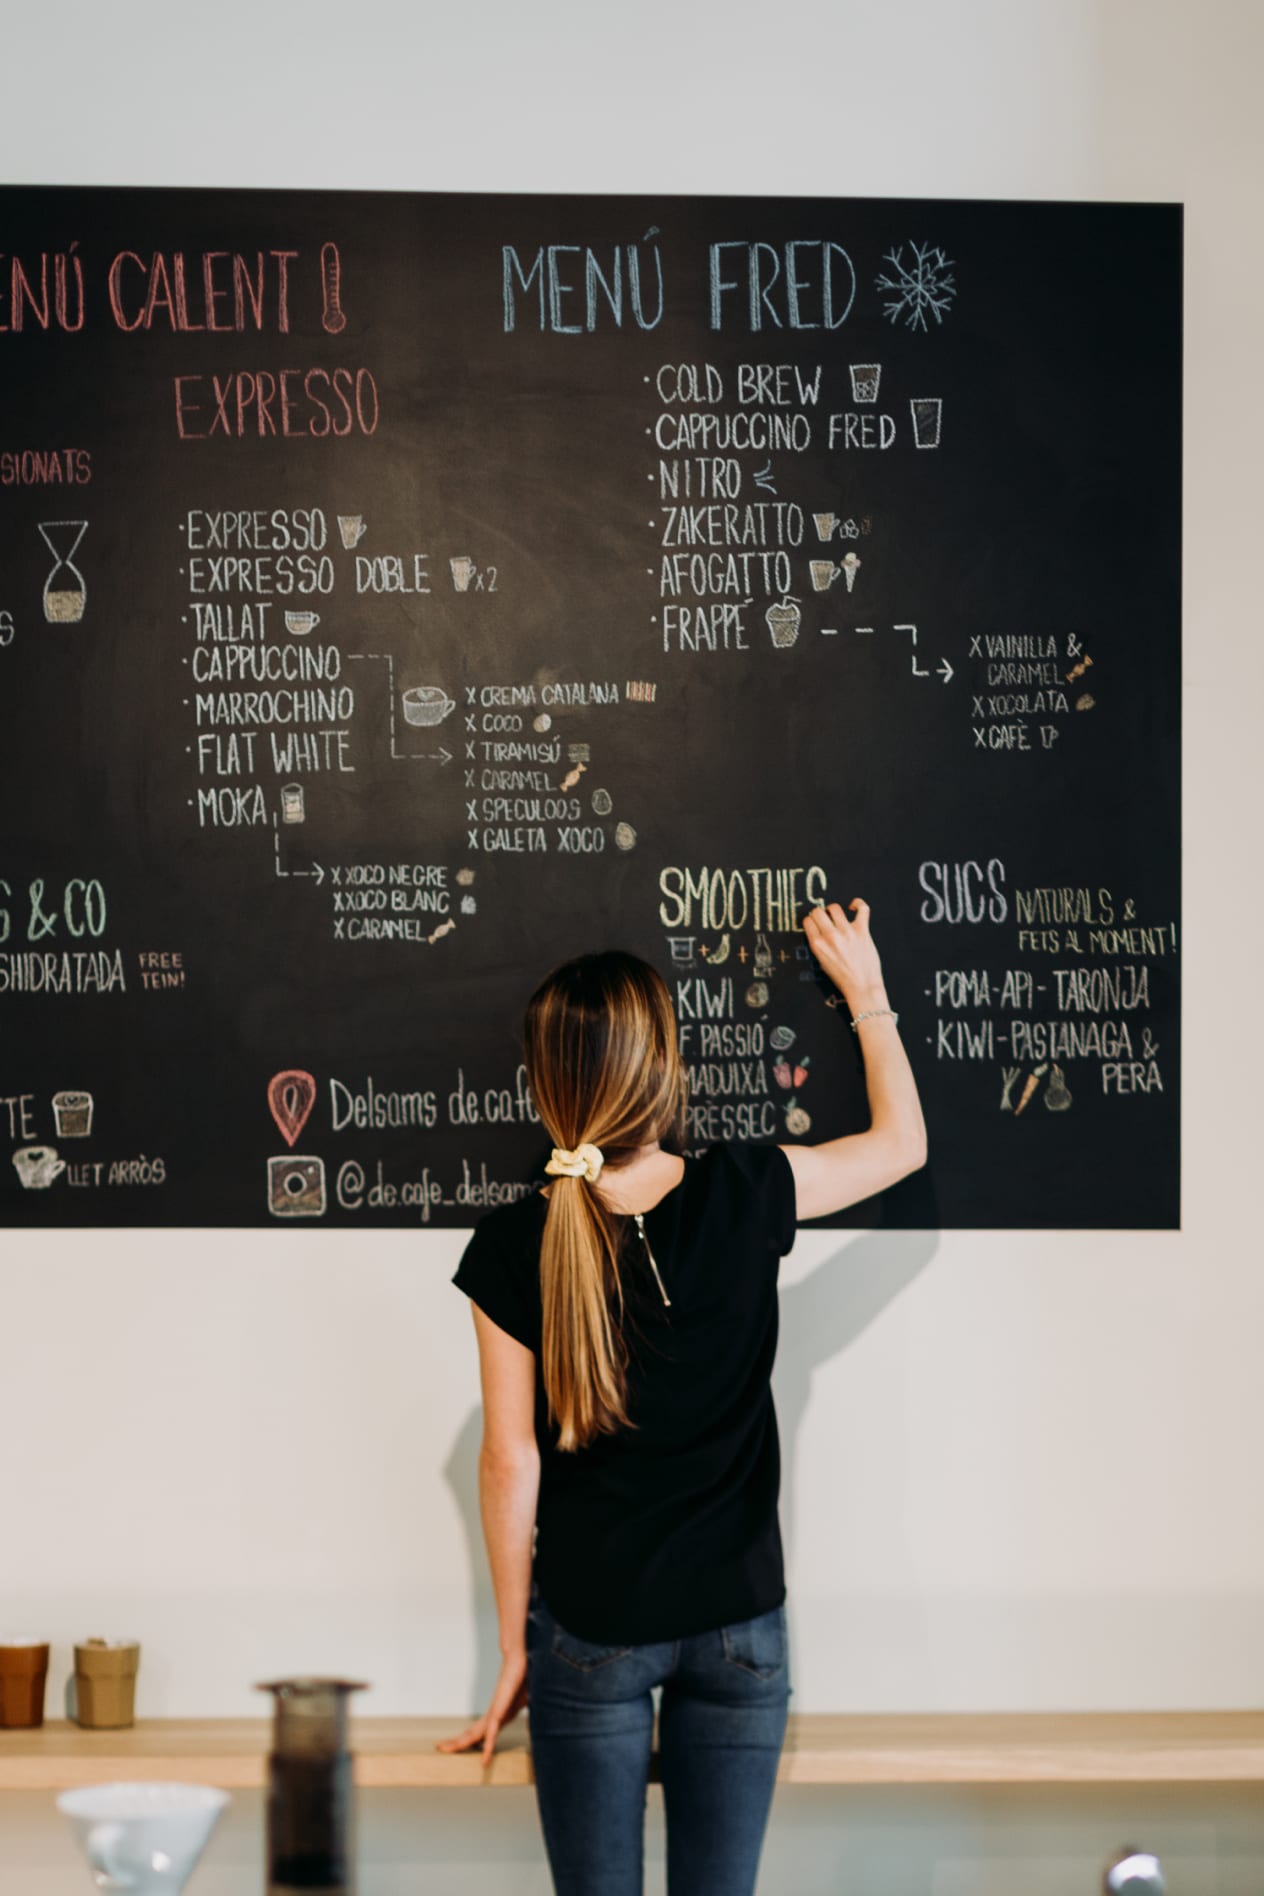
[12, 1145, 66, 1189]
[51, 1091, 93, 1137]
[765, 598, 801, 648]
[401, 685, 456, 727]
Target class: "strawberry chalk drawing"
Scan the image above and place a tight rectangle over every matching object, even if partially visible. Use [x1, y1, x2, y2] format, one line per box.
[773, 1059, 793, 1090]
[765, 596, 802, 650]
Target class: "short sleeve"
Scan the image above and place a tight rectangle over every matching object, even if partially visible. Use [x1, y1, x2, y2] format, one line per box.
[719, 1142, 798, 1256]
[452, 1214, 538, 1351]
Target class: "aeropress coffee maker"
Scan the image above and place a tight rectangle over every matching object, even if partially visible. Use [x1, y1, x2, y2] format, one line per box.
[256, 1677, 367, 1894]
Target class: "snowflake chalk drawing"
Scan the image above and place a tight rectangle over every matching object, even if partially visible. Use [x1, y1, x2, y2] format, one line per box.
[875, 242, 957, 332]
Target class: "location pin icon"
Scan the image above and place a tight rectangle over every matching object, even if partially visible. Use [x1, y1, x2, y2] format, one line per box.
[268, 1070, 317, 1149]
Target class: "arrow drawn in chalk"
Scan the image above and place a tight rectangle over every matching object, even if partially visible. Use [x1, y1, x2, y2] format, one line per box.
[347, 653, 454, 760]
[272, 823, 325, 883]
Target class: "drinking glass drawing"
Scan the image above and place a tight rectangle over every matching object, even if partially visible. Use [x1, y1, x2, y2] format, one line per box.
[910, 398, 942, 448]
[39, 521, 88, 622]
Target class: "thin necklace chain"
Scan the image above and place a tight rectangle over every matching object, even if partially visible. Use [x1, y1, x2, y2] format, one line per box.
[632, 1213, 672, 1307]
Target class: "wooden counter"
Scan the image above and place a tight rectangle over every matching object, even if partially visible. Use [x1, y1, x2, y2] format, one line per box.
[3, 1712, 1263, 1791]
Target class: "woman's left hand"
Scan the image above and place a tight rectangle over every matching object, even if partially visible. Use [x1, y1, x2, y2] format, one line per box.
[435, 1650, 529, 1764]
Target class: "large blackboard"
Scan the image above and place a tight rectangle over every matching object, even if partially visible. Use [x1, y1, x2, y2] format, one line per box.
[0, 187, 1181, 1228]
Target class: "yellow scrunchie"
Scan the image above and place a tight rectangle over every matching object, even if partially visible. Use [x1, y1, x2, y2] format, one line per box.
[544, 1142, 604, 1183]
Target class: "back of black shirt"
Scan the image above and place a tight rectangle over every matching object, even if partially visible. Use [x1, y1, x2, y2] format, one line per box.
[452, 1141, 798, 1644]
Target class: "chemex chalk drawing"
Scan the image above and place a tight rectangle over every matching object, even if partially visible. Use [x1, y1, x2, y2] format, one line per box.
[39, 520, 88, 622]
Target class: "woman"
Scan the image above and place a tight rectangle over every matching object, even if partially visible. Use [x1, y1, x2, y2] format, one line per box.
[438, 897, 926, 1894]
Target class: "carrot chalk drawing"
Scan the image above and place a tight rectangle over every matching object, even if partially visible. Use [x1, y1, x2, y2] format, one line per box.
[1014, 1063, 1049, 1115]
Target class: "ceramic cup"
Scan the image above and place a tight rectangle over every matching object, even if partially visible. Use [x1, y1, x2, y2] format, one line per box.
[72, 1639, 141, 1729]
[0, 1637, 49, 1727]
[57, 1782, 230, 1896]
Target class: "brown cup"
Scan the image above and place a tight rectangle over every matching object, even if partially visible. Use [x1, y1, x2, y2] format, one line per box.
[0, 1640, 50, 1728]
[72, 1639, 141, 1729]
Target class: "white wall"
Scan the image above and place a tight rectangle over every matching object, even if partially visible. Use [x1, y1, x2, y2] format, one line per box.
[3, 1, 1263, 1889]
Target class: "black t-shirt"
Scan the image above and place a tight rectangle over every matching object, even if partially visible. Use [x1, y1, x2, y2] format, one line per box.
[451, 1141, 797, 1645]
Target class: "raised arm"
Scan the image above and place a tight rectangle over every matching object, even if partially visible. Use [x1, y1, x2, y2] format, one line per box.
[780, 899, 928, 1221]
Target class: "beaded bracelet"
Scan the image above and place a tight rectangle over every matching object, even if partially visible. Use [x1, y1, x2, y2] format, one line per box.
[850, 1008, 899, 1032]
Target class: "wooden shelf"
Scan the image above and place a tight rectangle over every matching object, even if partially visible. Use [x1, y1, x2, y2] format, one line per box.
[3, 1713, 1263, 1791]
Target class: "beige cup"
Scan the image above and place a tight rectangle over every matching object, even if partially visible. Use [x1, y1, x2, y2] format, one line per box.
[813, 513, 837, 542]
[72, 1639, 141, 1728]
[0, 1638, 49, 1728]
[450, 556, 475, 592]
[337, 515, 366, 549]
[810, 560, 839, 592]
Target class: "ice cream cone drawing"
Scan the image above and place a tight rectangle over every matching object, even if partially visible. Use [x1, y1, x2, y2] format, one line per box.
[841, 552, 861, 593]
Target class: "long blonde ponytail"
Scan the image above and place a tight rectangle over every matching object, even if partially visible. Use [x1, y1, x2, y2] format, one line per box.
[524, 952, 686, 1452]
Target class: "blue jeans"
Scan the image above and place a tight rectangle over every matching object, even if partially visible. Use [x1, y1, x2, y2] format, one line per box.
[526, 1583, 791, 1895]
